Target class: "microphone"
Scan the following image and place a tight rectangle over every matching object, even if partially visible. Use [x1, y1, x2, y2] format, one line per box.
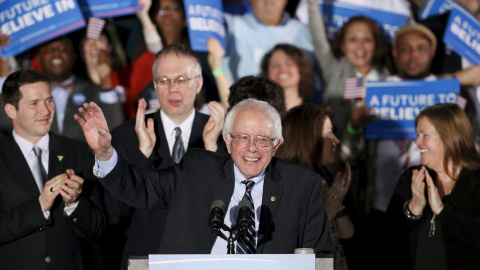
[236, 199, 254, 231]
[208, 200, 226, 230]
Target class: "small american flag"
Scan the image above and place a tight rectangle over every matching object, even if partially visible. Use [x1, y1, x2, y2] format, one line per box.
[86, 17, 106, 40]
[344, 77, 365, 100]
[455, 95, 467, 110]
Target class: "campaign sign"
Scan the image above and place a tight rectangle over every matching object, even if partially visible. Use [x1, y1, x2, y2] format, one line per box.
[365, 79, 460, 140]
[0, 0, 85, 58]
[319, 0, 408, 41]
[77, 0, 141, 18]
[419, 0, 453, 20]
[184, 0, 226, 52]
[443, 2, 480, 65]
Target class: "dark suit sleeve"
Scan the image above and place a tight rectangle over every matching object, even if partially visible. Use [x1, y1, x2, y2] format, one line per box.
[304, 174, 333, 257]
[67, 146, 106, 239]
[93, 152, 182, 210]
[0, 197, 52, 244]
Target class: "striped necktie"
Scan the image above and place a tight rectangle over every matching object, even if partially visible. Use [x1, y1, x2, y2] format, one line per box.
[172, 127, 185, 164]
[236, 180, 256, 254]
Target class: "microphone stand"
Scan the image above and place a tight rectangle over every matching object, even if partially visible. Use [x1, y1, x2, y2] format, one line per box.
[211, 224, 249, 254]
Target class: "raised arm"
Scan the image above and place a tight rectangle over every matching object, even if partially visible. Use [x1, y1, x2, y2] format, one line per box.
[308, 0, 337, 82]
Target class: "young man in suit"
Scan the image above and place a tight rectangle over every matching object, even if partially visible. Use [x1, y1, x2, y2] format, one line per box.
[104, 43, 226, 269]
[0, 69, 105, 269]
[77, 97, 333, 257]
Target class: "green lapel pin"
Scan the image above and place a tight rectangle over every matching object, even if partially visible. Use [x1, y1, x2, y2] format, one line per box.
[58, 155, 64, 162]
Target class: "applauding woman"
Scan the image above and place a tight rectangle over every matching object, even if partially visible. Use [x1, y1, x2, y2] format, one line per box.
[387, 103, 480, 270]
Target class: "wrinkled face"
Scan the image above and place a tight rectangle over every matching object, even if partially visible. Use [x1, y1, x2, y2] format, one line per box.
[415, 117, 445, 172]
[341, 22, 375, 73]
[394, 32, 434, 79]
[155, 0, 186, 36]
[268, 50, 301, 90]
[6, 82, 54, 144]
[224, 108, 281, 180]
[320, 117, 339, 167]
[37, 38, 76, 82]
[153, 54, 202, 124]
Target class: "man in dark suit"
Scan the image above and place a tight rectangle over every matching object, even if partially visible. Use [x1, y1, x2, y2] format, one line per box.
[76, 97, 333, 257]
[105, 44, 227, 269]
[0, 70, 105, 269]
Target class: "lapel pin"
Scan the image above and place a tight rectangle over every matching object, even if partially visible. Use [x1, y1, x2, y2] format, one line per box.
[271, 196, 276, 202]
[58, 155, 64, 162]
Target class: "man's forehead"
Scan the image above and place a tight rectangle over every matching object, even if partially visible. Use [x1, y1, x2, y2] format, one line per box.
[156, 55, 197, 75]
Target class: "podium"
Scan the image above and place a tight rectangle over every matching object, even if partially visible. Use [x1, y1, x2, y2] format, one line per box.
[128, 255, 333, 270]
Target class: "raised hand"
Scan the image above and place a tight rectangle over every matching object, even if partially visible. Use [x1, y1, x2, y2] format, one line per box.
[135, 98, 156, 158]
[74, 102, 114, 160]
[203, 101, 226, 152]
[425, 170, 444, 214]
[324, 163, 351, 221]
[409, 166, 427, 216]
[207, 38, 225, 71]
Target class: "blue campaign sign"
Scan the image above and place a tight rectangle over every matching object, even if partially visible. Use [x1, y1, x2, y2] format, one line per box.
[184, 0, 226, 52]
[319, 0, 408, 41]
[77, 0, 141, 18]
[419, 0, 454, 20]
[443, 3, 480, 65]
[365, 79, 460, 140]
[0, 0, 86, 58]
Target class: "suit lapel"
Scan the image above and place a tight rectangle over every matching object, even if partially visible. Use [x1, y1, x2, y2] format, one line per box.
[4, 136, 42, 195]
[257, 158, 283, 253]
[154, 112, 172, 168]
[48, 133, 66, 178]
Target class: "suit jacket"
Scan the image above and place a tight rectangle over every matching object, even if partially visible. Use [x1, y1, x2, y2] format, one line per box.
[0, 133, 106, 270]
[386, 166, 480, 270]
[49, 77, 124, 142]
[96, 148, 333, 256]
[106, 111, 226, 269]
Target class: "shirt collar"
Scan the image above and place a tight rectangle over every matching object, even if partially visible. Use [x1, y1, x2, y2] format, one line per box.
[12, 129, 49, 158]
[252, 11, 290, 26]
[233, 163, 265, 186]
[160, 109, 195, 137]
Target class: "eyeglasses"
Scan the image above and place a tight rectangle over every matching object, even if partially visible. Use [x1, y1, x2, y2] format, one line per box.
[154, 75, 200, 88]
[158, 6, 181, 16]
[230, 133, 275, 148]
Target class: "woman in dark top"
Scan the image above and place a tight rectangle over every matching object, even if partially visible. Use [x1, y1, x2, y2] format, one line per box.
[276, 103, 357, 270]
[387, 103, 480, 270]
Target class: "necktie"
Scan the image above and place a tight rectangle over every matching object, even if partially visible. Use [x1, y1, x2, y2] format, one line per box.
[32, 146, 47, 192]
[236, 180, 256, 254]
[172, 127, 185, 164]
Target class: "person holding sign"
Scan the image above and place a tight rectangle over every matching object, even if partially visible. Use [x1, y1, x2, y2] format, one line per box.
[421, 0, 480, 153]
[387, 103, 480, 269]
[308, 0, 392, 205]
